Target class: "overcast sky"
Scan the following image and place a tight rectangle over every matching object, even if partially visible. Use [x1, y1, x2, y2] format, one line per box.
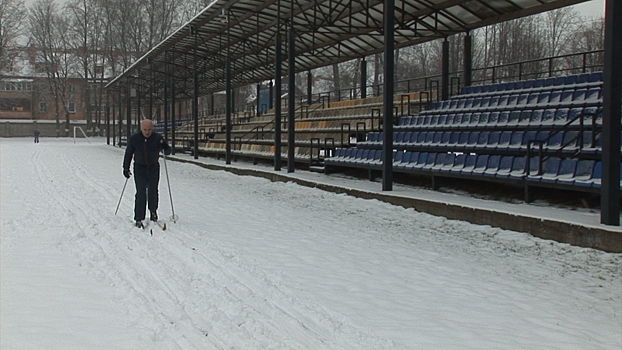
[22, 0, 606, 17]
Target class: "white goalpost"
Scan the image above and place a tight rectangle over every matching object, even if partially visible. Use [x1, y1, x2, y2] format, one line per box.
[73, 126, 92, 144]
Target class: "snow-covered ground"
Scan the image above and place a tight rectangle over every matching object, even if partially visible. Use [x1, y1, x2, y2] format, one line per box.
[1, 137, 620, 349]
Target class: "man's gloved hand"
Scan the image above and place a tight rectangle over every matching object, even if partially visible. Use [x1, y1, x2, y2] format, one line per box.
[123, 168, 131, 179]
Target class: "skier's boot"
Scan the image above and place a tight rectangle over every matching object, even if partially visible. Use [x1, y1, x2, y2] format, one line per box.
[135, 220, 144, 229]
[150, 211, 158, 222]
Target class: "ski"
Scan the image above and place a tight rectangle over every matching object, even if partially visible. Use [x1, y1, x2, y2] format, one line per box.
[150, 220, 167, 231]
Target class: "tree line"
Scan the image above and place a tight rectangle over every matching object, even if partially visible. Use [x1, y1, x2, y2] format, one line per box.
[0, 0, 605, 133]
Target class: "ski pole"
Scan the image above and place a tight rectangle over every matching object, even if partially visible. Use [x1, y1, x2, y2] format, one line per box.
[115, 177, 129, 216]
[162, 152, 178, 223]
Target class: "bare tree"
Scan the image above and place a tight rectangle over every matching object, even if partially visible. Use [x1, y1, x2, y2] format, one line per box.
[29, 0, 77, 136]
[0, 0, 27, 72]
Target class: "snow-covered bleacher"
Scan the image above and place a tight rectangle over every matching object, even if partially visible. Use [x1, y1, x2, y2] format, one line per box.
[325, 72, 620, 201]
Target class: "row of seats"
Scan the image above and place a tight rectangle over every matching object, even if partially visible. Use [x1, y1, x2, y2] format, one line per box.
[326, 149, 611, 189]
[458, 71, 603, 98]
[428, 87, 601, 113]
[360, 130, 601, 153]
[397, 106, 600, 129]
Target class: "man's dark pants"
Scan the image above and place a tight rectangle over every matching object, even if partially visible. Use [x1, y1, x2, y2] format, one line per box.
[133, 163, 160, 221]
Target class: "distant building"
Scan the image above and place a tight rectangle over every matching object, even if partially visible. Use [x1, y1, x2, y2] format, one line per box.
[0, 45, 111, 125]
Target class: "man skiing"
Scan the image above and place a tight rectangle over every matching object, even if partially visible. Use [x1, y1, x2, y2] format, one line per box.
[123, 119, 171, 228]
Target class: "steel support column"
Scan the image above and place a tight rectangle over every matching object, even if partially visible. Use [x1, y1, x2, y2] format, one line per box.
[126, 86, 131, 143]
[192, 27, 199, 159]
[287, 25, 296, 173]
[307, 71, 312, 103]
[257, 83, 261, 116]
[163, 71, 169, 140]
[464, 32, 472, 87]
[382, 0, 394, 191]
[601, 0, 621, 225]
[171, 81, 176, 155]
[274, 32, 282, 171]
[118, 90, 122, 146]
[105, 103, 110, 145]
[149, 62, 153, 120]
[361, 58, 367, 99]
[441, 38, 449, 100]
[226, 57, 232, 164]
[269, 80, 274, 110]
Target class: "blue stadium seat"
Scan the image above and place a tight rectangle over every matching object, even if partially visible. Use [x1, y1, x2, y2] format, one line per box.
[562, 131, 579, 149]
[550, 91, 564, 107]
[497, 111, 509, 125]
[554, 108, 570, 124]
[508, 110, 521, 125]
[467, 132, 480, 147]
[429, 153, 448, 172]
[509, 156, 527, 180]
[576, 72, 590, 85]
[449, 154, 467, 174]
[448, 132, 460, 147]
[530, 110, 543, 125]
[496, 131, 513, 151]
[571, 89, 588, 107]
[554, 76, 567, 86]
[460, 154, 478, 175]
[442, 153, 459, 173]
[538, 157, 562, 183]
[560, 90, 574, 105]
[519, 110, 532, 124]
[487, 132, 501, 150]
[522, 131, 538, 146]
[516, 93, 529, 106]
[457, 131, 470, 146]
[409, 132, 420, 144]
[413, 152, 428, 169]
[477, 132, 490, 146]
[574, 161, 600, 187]
[585, 88, 601, 105]
[395, 151, 411, 169]
[536, 92, 551, 107]
[589, 71, 603, 83]
[433, 132, 443, 144]
[515, 81, 526, 90]
[402, 151, 419, 171]
[497, 95, 509, 107]
[425, 132, 436, 145]
[506, 94, 519, 109]
[544, 77, 556, 87]
[545, 131, 563, 149]
[471, 155, 490, 176]
[495, 156, 515, 178]
[508, 131, 525, 151]
[523, 80, 535, 90]
[483, 155, 501, 177]
[422, 153, 438, 170]
[525, 93, 539, 108]
[565, 107, 581, 122]
[355, 149, 370, 165]
[555, 159, 578, 185]
[541, 109, 555, 125]
[485, 112, 497, 124]
[533, 78, 545, 88]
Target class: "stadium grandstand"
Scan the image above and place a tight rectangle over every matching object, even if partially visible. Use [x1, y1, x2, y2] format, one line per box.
[105, 0, 621, 250]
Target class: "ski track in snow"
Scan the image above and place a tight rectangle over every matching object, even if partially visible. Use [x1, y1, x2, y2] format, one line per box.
[1, 138, 621, 349]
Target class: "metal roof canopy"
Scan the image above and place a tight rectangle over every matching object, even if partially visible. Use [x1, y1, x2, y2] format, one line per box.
[105, 0, 591, 99]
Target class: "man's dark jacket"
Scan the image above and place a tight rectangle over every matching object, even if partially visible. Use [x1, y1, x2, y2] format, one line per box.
[123, 132, 171, 169]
